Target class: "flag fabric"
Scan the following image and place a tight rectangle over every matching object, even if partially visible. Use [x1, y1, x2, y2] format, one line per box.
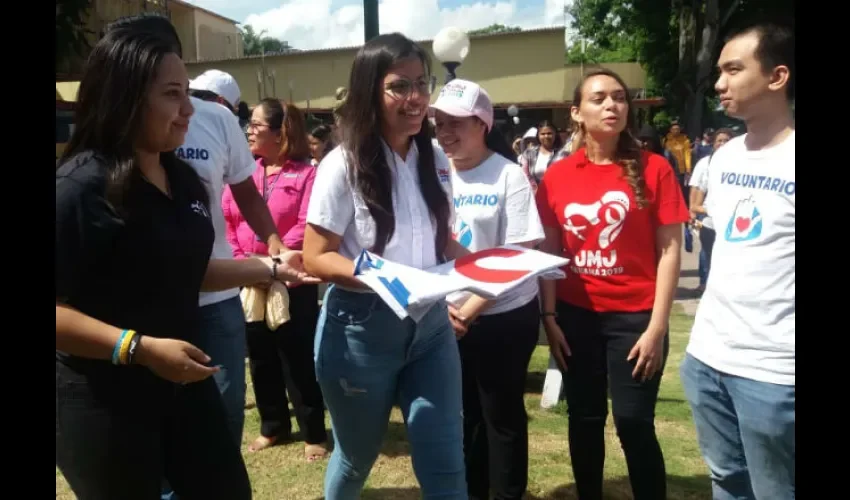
[353, 244, 570, 321]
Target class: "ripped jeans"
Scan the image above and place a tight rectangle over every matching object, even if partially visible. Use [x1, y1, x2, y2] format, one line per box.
[314, 285, 467, 500]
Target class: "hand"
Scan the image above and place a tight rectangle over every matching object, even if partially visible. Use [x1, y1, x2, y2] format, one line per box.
[134, 337, 219, 384]
[448, 305, 468, 339]
[627, 330, 666, 382]
[543, 317, 571, 372]
[267, 251, 322, 285]
[266, 235, 285, 257]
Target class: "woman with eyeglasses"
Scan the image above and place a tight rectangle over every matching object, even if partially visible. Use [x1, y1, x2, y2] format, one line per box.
[223, 99, 329, 460]
[303, 33, 469, 499]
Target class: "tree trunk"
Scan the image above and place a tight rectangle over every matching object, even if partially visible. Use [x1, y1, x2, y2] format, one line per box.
[687, 0, 719, 136]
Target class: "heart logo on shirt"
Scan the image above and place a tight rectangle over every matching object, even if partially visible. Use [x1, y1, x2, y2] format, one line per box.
[724, 195, 762, 243]
[734, 217, 750, 232]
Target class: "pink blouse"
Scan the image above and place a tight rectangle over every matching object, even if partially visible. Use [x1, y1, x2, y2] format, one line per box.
[222, 157, 317, 258]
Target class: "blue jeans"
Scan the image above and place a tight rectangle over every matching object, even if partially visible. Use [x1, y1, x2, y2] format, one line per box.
[681, 354, 795, 500]
[162, 296, 247, 500]
[315, 286, 467, 500]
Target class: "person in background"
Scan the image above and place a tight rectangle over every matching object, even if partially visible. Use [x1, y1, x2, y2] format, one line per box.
[55, 15, 315, 499]
[303, 32, 469, 499]
[537, 68, 688, 500]
[308, 123, 335, 166]
[183, 68, 286, 451]
[682, 21, 795, 500]
[222, 99, 329, 461]
[637, 124, 679, 174]
[663, 121, 692, 202]
[237, 101, 251, 133]
[432, 78, 545, 500]
[688, 127, 734, 292]
[511, 136, 523, 158]
[519, 120, 569, 191]
[692, 128, 715, 164]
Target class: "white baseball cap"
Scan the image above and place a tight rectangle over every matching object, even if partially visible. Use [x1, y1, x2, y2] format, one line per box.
[429, 79, 494, 131]
[189, 69, 241, 108]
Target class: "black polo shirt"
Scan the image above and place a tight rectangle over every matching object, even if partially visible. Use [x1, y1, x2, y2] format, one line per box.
[56, 152, 215, 373]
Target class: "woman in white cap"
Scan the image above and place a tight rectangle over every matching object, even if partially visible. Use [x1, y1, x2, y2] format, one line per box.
[431, 79, 545, 500]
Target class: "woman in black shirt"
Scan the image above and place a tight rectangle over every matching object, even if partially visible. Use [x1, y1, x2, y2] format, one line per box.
[55, 16, 316, 500]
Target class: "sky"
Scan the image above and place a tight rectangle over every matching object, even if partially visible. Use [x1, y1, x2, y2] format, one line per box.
[183, 0, 573, 51]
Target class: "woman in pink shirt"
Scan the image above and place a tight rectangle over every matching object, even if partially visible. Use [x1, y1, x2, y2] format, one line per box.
[222, 99, 328, 461]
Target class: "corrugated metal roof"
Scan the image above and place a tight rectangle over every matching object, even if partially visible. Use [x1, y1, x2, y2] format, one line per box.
[188, 25, 566, 64]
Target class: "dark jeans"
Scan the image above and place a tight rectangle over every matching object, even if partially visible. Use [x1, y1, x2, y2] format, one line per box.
[56, 360, 251, 500]
[458, 298, 540, 500]
[555, 301, 669, 500]
[246, 284, 327, 444]
[698, 225, 716, 286]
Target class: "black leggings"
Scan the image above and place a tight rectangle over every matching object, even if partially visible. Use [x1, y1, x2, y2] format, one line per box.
[556, 301, 669, 500]
[56, 360, 251, 500]
[458, 298, 540, 500]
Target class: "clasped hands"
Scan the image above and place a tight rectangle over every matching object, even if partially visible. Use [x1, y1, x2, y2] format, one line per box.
[258, 250, 322, 287]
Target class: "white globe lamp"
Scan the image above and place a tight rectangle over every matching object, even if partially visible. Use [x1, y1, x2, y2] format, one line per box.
[433, 27, 470, 83]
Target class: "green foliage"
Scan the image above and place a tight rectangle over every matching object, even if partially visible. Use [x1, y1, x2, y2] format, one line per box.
[468, 24, 522, 36]
[240, 25, 294, 56]
[652, 109, 673, 131]
[56, 0, 93, 69]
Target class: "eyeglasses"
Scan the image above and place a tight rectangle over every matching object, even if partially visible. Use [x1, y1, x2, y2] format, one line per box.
[384, 77, 435, 100]
[247, 122, 275, 131]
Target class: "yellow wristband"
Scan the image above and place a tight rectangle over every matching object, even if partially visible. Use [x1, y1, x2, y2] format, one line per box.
[118, 330, 136, 365]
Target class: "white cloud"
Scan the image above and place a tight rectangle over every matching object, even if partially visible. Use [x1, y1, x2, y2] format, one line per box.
[239, 0, 569, 51]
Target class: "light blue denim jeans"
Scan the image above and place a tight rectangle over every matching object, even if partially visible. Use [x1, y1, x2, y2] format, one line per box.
[681, 354, 795, 500]
[315, 285, 467, 500]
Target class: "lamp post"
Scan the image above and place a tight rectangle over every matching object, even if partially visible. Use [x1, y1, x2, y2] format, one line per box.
[432, 27, 470, 84]
[364, 0, 379, 42]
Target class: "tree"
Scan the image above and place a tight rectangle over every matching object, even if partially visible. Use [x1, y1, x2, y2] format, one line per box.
[468, 24, 521, 36]
[240, 25, 296, 56]
[568, 0, 793, 136]
[56, 0, 93, 73]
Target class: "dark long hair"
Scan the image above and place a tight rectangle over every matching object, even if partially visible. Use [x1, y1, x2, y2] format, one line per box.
[310, 124, 335, 157]
[336, 33, 450, 258]
[570, 69, 647, 208]
[59, 15, 207, 212]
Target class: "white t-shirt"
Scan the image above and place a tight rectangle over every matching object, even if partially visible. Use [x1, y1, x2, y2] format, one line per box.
[178, 97, 257, 307]
[306, 140, 453, 271]
[446, 154, 545, 315]
[689, 155, 713, 229]
[532, 150, 552, 179]
[687, 131, 795, 386]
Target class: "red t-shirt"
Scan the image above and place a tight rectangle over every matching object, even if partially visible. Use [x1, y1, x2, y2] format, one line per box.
[535, 148, 689, 312]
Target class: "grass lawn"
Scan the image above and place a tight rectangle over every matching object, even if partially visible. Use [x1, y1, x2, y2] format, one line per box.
[57, 305, 709, 499]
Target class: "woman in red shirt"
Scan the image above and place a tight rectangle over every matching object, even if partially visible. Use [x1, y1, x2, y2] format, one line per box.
[222, 99, 328, 461]
[536, 69, 688, 500]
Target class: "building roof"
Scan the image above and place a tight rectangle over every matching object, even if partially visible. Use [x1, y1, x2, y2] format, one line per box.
[170, 0, 239, 25]
[188, 25, 566, 64]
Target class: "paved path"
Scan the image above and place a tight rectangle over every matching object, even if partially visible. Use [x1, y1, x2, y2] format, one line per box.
[675, 233, 703, 317]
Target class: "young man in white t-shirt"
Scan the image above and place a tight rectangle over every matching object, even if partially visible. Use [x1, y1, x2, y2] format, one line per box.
[681, 21, 795, 500]
[431, 78, 545, 499]
[179, 73, 284, 448]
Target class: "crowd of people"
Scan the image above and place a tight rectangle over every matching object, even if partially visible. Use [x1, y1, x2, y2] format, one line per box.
[55, 13, 794, 500]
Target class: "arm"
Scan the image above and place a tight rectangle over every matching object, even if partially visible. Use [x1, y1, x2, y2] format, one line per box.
[538, 226, 562, 316]
[518, 151, 538, 190]
[690, 189, 707, 216]
[282, 167, 316, 250]
[302, 224, 365, 289]
[221, 187, 249, 259]
[230, 178, 285, 253]
[223, 111, 285, 254]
